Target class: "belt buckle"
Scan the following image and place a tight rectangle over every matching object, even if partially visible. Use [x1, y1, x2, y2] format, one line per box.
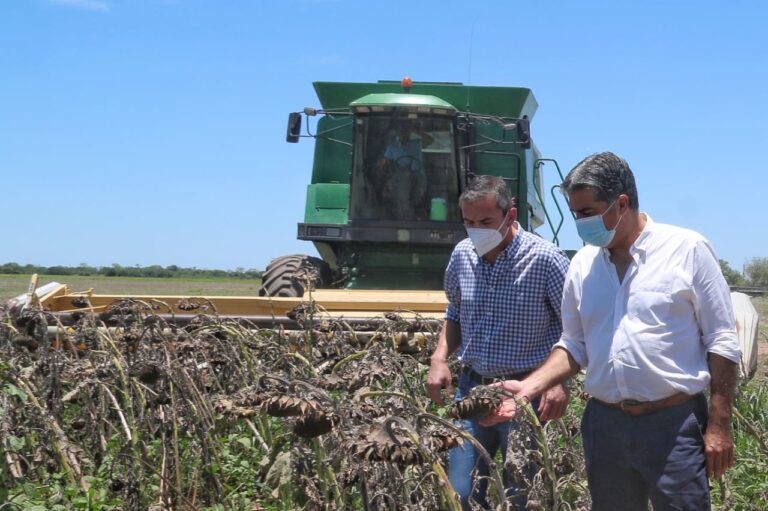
[619, 399, 642, 412]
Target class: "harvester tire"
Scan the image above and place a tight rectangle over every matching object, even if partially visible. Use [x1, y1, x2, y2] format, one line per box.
[258, 255, 331, 298]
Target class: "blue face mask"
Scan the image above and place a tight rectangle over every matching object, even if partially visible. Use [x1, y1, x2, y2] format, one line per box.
[575, 200, 624, 247]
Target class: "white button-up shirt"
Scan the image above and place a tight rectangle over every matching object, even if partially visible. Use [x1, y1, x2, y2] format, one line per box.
[555, 215, 741, 403]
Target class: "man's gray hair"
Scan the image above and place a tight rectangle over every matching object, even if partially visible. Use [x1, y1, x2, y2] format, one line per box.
[561, 152, 639, 210]
[459, 175, 515, 212]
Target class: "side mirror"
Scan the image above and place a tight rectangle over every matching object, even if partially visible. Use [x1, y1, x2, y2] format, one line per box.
[286, 112, 302, 143]
[516, 117, 531, 149]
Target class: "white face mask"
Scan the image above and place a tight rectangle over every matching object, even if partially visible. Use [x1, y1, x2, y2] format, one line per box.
[466, 212, 510, 257]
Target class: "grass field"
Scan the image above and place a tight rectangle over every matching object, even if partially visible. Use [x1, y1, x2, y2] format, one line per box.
[0, 274, 263, 302]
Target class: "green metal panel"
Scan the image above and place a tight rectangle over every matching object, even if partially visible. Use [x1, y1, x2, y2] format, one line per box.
[304, 183, 349, 224]
[311, 116, 352, 184]
[337, 244, 451, 290]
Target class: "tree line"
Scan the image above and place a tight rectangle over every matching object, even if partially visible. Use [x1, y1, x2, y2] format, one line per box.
[720, 258, 768, 287]
[0, 262, 262, 280]
[2, 259, 765, 286]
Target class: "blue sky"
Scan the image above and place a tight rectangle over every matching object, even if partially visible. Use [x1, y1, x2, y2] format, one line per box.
[1, 0, 766, 272]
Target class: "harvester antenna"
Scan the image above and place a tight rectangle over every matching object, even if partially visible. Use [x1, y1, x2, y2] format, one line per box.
[465, 15, 478, 111]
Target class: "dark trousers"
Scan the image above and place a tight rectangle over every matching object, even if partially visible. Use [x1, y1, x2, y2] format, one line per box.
[581, 394, 711, 511]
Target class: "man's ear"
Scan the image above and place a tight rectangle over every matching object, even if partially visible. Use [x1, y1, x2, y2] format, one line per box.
[508, 207, 518, 225]
[618, 194, 629, 213]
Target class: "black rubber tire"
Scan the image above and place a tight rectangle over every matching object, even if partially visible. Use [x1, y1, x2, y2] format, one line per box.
[258, 254, 332, 298]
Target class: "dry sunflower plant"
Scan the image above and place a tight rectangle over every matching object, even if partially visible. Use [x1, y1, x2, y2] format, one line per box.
[0, 294, 591, 510]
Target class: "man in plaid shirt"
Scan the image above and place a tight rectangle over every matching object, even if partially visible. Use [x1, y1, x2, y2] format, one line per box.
[426, 175, 570, 510]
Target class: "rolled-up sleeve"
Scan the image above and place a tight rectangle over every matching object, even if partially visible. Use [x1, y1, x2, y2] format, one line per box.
[554, 265, 587, 367]
[692, 240, 741, 364]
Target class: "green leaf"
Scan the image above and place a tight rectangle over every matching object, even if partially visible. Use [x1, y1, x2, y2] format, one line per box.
[7, 435, 25, 450]
[3, 383, 28, 402]
[71, 496, 89, 508]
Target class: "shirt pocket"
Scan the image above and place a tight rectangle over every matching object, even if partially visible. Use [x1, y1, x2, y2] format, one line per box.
[627, 288, 673, 326]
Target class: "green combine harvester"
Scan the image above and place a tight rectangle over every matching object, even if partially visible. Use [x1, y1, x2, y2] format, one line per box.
[259, 78, 569, 297]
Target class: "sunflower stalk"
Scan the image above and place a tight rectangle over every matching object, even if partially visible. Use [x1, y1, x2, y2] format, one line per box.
[10, 375, 86, 491]
[732, 406, 768, 455]
[384, 416, 464, 511]
[312, 437, 344, 508]
[510, 395, 559, 510]
[331, 350, 368, 376]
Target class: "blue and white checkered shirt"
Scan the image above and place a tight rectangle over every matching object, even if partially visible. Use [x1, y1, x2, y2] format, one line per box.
[445, 225, 569, 376]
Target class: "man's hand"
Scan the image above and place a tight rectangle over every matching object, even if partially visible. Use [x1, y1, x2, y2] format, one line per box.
[538, 383, 569, 421]
[477, 379, 569, 426]
[478, 380, 526, 427]
[425, 361, 453, 405]
[706, 353, 738, 480]
[479, 349, 579, 427]
[705, 423, 734, 480]
[427, 320, 461, 406]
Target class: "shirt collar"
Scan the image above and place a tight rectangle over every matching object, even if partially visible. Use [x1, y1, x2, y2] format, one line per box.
[599, 213, 653, 260]
[630, 213, 653, 255]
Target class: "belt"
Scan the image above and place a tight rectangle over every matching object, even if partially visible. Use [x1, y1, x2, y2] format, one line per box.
[593, 392, 699, 416]
[461, 367, 531, 386]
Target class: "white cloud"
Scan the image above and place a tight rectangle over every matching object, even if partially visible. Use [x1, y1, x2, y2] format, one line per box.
[48, 0, 110, 11]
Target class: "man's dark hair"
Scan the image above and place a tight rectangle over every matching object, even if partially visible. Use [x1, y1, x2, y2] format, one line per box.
[459, 175, 515, 212]
[561, 152, 639, 210]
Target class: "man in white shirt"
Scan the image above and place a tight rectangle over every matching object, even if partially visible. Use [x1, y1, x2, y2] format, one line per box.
[481, 152, 741, 510]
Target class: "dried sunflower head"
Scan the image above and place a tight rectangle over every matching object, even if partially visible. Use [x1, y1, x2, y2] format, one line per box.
[348, 420, 422, 466]
[293, 411, 338, 438]
[343, 400, 389, 422]
[449, 385, 504, 420]
[129, 363, 163, 385]
[260, 394, 323, 418]
[423, 428, 464, 451]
